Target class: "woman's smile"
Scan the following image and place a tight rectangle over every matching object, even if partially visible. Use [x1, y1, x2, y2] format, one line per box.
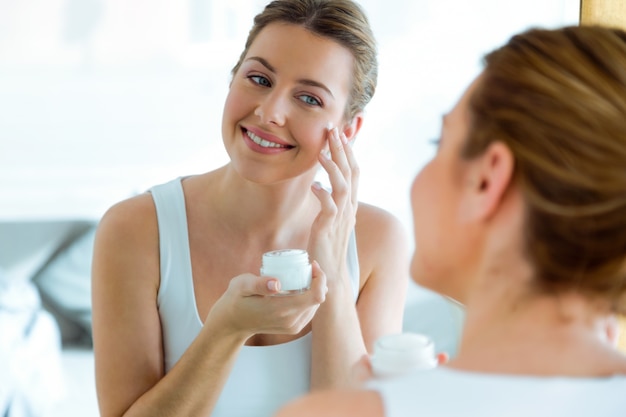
[242, 127, 295, 154]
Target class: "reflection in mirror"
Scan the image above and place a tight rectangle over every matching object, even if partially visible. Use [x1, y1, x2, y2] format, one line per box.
[0, 1, 578, 416]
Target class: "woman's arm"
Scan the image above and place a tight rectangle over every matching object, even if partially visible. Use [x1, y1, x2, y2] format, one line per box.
[308, 128, 410, 389]
[310, 204, 409, 389]
[92, 195, 248, 417]
[354, 205, 409, 352]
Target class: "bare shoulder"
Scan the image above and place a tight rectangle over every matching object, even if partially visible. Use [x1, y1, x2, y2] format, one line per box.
[93, 192, 160, 291]
[355, 202, 409, 248]
[96, 193, 158, 254]
[275, 389, 384, 417]
[97, 192, 157, 239]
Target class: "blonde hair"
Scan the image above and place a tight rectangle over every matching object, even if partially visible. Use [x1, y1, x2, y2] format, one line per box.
[230, 0, 378, 120]
[464, 26, 626, 312]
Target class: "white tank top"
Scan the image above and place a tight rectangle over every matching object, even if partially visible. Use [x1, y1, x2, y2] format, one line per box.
[368, 367, 626, 416]
[150, 177, 360, 417]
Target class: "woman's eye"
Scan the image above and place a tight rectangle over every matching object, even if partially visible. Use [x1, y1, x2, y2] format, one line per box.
[249, 75, 271, 87]
[298, 94, 321, 106]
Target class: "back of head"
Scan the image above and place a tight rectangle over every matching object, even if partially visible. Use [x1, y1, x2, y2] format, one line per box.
[463, 26, 626, 312]
[231, 0, 378, 120]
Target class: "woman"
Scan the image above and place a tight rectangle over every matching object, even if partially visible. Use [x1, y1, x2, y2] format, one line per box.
[91, 1, 409, 416]
[276, 25, 626, 417]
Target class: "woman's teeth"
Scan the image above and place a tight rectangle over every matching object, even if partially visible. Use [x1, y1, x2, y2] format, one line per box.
[247, 130, 288, 148]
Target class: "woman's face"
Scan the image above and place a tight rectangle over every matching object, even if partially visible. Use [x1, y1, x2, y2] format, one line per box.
[409, 77, 481, 301]
[222, 22, 356, 185]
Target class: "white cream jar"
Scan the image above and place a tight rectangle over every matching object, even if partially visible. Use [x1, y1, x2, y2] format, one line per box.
[371, 333, 437, 378]
[260, 249, 312, 295]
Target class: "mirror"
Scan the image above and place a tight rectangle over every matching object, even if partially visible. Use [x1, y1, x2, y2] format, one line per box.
[0, 1, 579, 416]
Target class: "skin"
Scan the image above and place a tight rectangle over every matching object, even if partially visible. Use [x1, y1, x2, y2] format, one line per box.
[275, 74, 626, 417]
[92, 22, 409, 417]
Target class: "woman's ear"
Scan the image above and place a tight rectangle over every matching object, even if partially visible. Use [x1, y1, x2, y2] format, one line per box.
[461, 141, 515, 222]
[341, 112, 364, 143]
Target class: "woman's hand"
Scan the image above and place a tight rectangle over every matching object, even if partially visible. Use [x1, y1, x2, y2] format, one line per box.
[207, 261, 328, 340]
[308, 127, 359, 284]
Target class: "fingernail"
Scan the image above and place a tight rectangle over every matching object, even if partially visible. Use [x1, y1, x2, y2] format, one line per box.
[340, 132, 348, 144]
[312, 181, 323, 190]
[267, 280, 280, 291]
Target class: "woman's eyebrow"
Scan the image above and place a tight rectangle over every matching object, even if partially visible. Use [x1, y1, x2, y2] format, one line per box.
[246, 56, 276, 73]
[297, 79, 334, 98]
[245, 56, 334, 98]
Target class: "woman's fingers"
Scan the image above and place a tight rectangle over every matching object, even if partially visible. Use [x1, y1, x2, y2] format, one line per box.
[231, 273, 281, 296]
[223, 272, 326, 335]
[324, 127, 359, 209]
[318, 148, 348, 207]
[330, 128, 358, 188]
[310, 181, 337, 231]
[328, 127, 351, 180]
[310, 129, 358, 262]
[343, 134, 360, 207]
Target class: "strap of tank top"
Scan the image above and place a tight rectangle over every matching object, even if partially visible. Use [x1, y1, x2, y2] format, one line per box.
[149, 178, 193, 306]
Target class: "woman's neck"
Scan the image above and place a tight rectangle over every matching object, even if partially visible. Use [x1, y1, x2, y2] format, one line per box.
[443, 185, 626, 377]
[450, 287, 626, 377]
[204, 164, 321, 244]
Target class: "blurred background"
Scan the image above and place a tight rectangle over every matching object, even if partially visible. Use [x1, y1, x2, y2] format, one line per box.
[0, 1, 578, 416]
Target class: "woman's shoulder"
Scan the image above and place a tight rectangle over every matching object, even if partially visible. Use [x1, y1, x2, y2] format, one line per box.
[355, 202, 409, 260]
[92, 192, 161, 305]
[355, 203, 407, 240]
[95, 192, 159, 262]
[275, 389, 383, 417]
[98, 192, 157, 235]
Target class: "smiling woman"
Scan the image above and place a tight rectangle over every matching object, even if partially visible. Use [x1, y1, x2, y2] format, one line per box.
[91, 2, 411, 417]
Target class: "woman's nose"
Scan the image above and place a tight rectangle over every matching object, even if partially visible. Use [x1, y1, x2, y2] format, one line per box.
[254, 91, 287, 126]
